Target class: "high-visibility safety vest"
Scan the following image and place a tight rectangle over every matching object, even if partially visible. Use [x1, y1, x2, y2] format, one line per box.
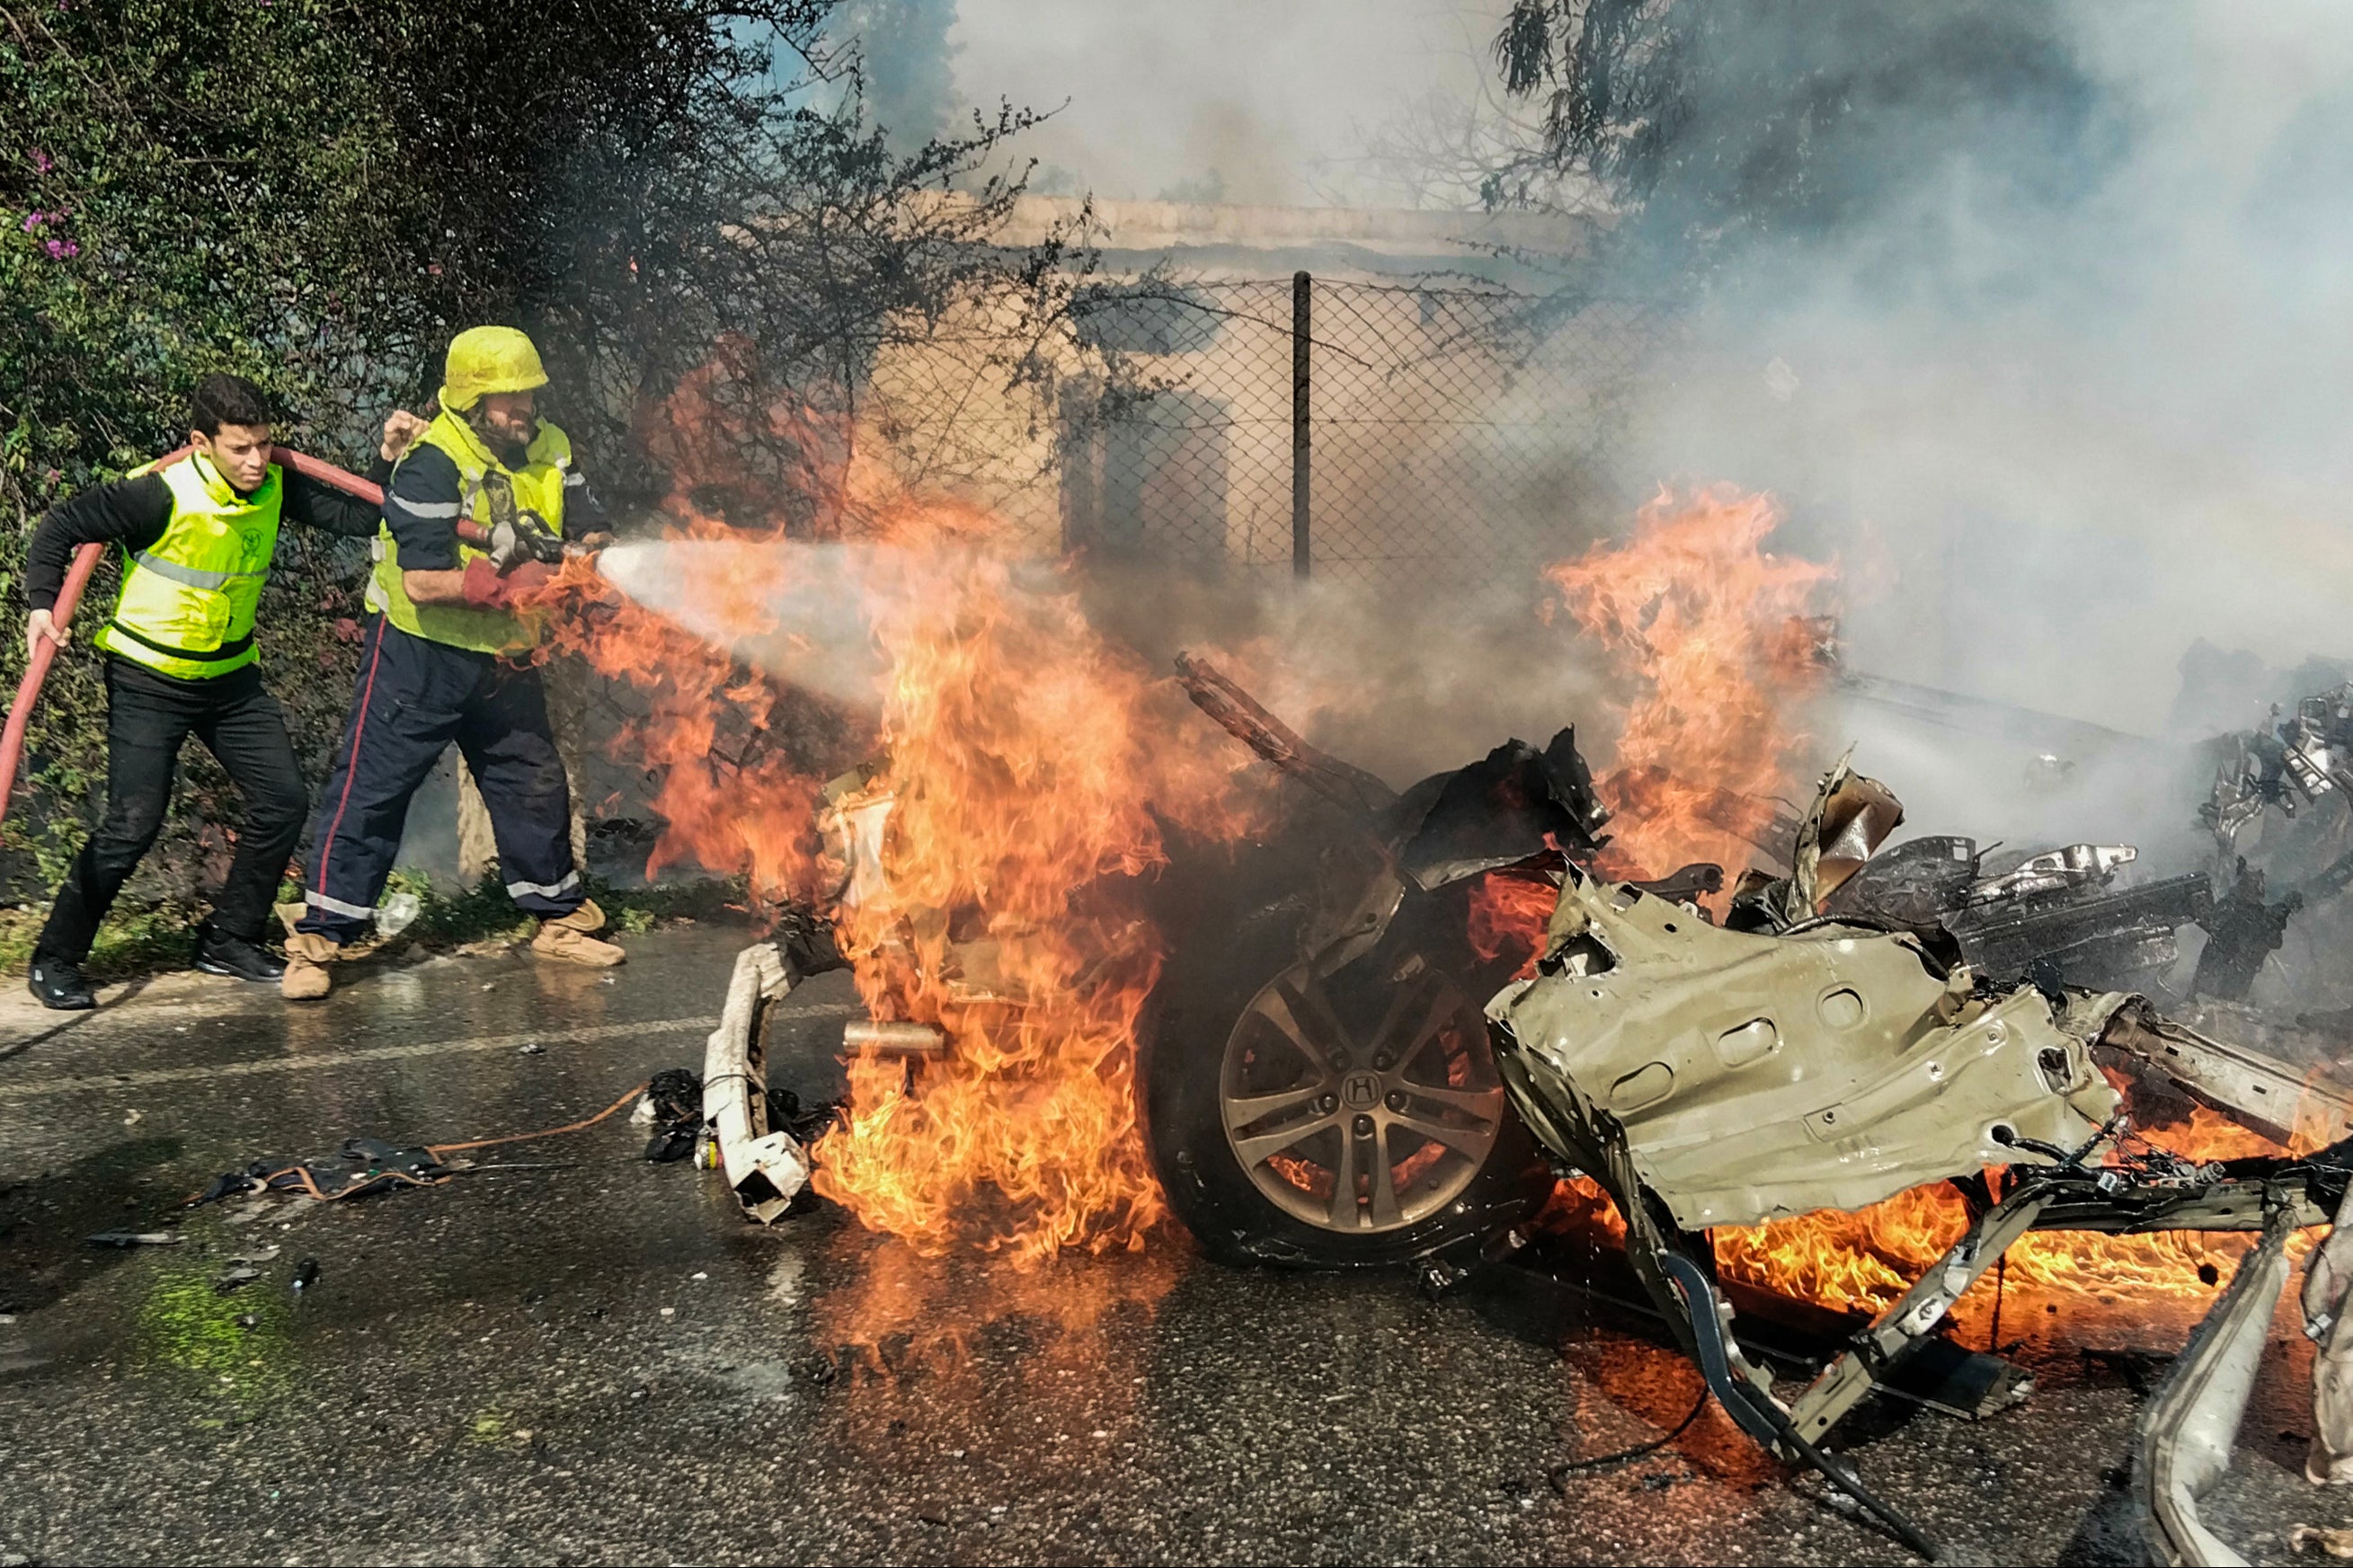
[366, 408, 573, 655]
[93, 452, 281, 680]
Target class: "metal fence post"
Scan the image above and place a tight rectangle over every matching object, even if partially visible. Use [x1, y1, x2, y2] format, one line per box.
[1291, 270, 1311, 579]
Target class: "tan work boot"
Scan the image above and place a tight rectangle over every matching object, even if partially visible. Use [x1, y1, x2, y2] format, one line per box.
[281, 932, 339, 1001]
[531, 899, 626, 967]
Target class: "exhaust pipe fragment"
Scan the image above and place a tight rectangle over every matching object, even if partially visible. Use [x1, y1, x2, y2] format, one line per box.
[842, 1020, 948, 1059]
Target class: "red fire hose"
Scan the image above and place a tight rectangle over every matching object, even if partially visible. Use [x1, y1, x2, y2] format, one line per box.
[0, 446, 386, 825]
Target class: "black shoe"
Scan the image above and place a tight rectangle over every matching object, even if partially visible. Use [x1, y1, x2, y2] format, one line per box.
[193, 927, 286, 984]
[28, 955, 95, 1010]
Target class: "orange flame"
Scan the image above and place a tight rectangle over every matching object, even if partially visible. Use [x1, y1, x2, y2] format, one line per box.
[543, 366, 1256, 1262]
[537, 553, 834, 899]
[1541, 1105, 2297, 1324]
[1710, 1103, 2299, 1317]
[1457, 487, 1831, 971]
[809, 518, 1253, 1260]
[1467, 872, 1559, 979]
[1522, 487, 2308, 1318]
[531, 364, 874, 904]
[1544, 485, 1834, 884]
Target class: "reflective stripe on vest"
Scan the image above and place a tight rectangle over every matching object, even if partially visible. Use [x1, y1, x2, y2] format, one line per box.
[368, 410, 571, 655]
[93, 453, 280, 680]
[128, 551, 267, 592]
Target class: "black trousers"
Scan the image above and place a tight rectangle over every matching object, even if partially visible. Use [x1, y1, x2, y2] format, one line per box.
[35, 656, 308, 962]
[297, 616, 582, 943]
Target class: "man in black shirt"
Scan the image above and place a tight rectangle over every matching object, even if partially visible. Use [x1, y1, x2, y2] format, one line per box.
[20, 375, 409, 1008]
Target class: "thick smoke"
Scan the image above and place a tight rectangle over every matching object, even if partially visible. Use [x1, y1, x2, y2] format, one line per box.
[1102, 11, 2353, 824]
[971, 3, 2351, 759]
[1571, 6, 2353, 867]
[836, 0, 960, 150]
[709, 5, 2353, 1000]
[1656, 16, 2342, 680]
[944, 0, 1484, 204]
[1434, 3, 2353, 1013]
[1008, 4, 2353, 1011]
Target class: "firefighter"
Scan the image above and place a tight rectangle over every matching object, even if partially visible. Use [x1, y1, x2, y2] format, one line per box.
[285, 326, 624, 1000]
[21, 374, 403, 1009]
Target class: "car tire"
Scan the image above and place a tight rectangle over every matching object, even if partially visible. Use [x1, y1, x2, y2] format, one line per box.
[1140, 882, 1546, 1269]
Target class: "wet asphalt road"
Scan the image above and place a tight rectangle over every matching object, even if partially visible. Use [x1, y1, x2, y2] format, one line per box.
[0, 925, 2348, 1565]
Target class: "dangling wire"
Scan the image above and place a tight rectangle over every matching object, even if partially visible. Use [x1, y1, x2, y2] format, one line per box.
[1546, 1386, 1710, 1491]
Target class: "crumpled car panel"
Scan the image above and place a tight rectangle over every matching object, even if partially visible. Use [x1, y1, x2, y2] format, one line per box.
[1488, 873, 2123, 1230]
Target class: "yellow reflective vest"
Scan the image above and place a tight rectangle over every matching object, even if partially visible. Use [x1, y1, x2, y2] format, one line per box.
[93, 452, 280, 680]
[366, 409, 573, 655]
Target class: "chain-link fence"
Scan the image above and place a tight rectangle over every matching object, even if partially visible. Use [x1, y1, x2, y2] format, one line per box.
[1056, 275, 1674, 589]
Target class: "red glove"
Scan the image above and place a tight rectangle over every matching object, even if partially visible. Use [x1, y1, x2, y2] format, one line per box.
[460, 557, 555, 610]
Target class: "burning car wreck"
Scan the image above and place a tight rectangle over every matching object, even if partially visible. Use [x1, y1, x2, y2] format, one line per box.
[1145, 664, 2353, 1564]
[1488, 793, 2353, 1563]
[697, 651, 2353, 1564]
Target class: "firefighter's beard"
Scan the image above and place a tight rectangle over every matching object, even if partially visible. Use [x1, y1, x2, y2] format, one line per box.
[463, 408, 533, 469]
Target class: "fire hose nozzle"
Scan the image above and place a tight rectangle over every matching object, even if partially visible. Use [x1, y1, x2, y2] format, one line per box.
[489, 512, 568, 571]
[455, 515, 584, 571]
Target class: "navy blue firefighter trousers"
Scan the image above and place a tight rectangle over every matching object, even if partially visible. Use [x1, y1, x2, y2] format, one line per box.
[297, 615, 582, 943]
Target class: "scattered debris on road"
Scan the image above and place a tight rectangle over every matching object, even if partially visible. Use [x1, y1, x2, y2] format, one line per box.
[2294, 1524, 2353, 1560]
[635, 1067, 705, 1163]
[211, 1265, 261, 1294]
[189, 1082, 657, 1209]
[196, 1138, 452, 1203]
[84, 1230, 180, 1248]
